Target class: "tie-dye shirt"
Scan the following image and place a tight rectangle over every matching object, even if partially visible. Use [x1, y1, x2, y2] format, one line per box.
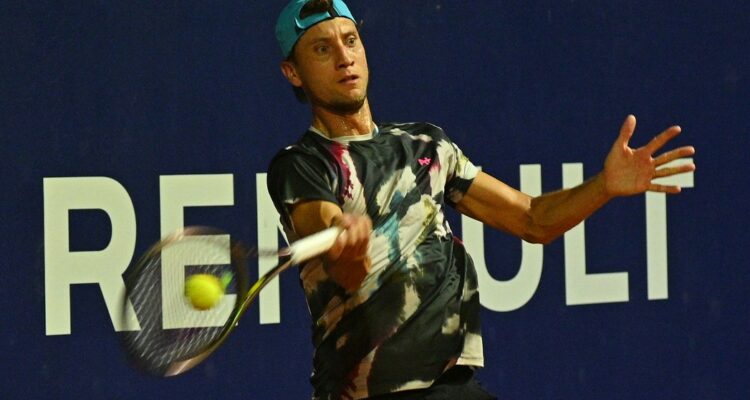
[267, 122, 483, 400]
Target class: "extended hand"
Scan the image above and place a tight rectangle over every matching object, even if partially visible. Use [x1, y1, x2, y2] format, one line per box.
[602, 115, 696, 197]
[325, 213, 372, 292]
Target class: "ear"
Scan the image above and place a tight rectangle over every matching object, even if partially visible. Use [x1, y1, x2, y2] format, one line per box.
[280, 60, 303, 88]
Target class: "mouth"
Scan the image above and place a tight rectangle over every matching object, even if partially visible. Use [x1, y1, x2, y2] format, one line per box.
[339, 75, 359, 84]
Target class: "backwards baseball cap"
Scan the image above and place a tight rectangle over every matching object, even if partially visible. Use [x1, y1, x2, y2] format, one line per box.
[275, 0, 356, 58]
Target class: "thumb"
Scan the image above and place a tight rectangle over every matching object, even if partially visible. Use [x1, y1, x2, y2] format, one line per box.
[326, 232, 346, 261]
[616, 114, 636, 148]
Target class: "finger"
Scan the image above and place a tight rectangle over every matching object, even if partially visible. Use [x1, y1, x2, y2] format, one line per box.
[327, 233, 346, 261]
[648, 183, 682, 194]
[654, 146, 696, 165]
[645, 125, 681, 154]
[335, 217, 365, 252]
[330, 215, 345, 231]
[351, 218, 371, 254]
[350, 239, 369, 259]
[352, 223, 369, 248]
[616, 114, 637, 148]
[654, 163, 696, 178]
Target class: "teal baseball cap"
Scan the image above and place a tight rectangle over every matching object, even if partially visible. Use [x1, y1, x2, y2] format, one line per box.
[276, 0, 357, 58]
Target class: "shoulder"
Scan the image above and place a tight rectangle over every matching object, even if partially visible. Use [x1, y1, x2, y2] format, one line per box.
[268, 132, 333, 175]
[379, 122, 450, 141]
[380, 121, 444, 133]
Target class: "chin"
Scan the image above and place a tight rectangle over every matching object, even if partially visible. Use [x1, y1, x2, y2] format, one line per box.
[326, 94, 368, 114]
[330, 101, 366, 114]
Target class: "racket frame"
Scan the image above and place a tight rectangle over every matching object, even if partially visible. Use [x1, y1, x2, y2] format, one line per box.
[121, 226, 341, 377]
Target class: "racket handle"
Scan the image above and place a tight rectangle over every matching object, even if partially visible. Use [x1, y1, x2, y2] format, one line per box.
[289, 227, 342, 264]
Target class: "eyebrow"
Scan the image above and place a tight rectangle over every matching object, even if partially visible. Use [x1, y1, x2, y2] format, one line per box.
[306, 28, 359, 45]
[307, 37, 333, 45]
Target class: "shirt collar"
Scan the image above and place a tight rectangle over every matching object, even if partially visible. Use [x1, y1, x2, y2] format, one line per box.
[308, 125, 379, 143]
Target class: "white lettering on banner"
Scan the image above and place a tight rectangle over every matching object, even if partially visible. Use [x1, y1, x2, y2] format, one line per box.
[160, 174, 235, 329]
[463, 160, 695, 308]
[463, 165, 544, 311]
[563, 163, 630, 305]
[43, 177, 137, 336]
[42, 161, 694, 334]
[647, 158, 694, 300]
[256, 173, 283, 325]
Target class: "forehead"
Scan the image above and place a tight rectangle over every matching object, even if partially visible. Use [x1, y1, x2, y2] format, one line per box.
[297, 17, 358, 45]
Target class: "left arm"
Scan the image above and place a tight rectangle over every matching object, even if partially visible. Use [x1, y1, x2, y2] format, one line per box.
[455, 115, 696, 244]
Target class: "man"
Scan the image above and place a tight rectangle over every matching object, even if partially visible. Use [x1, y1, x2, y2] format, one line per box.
[268, 1, 696, 399]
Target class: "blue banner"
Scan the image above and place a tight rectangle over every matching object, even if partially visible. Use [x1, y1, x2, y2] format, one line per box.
[2, 1, 747, 399]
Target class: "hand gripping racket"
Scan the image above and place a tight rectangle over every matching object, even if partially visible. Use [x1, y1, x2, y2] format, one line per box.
[119, 225, 340, 377]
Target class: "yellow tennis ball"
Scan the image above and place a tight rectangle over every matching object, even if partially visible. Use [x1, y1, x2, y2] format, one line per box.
[185, 274, 224, 310]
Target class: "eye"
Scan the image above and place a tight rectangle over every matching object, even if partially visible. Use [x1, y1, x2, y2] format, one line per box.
[314, 45, 330, 55]
[346, 36, 358, 47]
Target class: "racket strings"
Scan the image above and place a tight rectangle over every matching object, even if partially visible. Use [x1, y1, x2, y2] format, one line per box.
[121, 253, 234, 375]
[118, 227, 292, 376]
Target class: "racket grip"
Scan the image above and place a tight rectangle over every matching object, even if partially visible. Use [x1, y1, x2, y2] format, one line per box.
[289, 227, 342, 264]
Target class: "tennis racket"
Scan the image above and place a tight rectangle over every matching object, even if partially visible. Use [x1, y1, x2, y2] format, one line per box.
[119, 225, 340, 377]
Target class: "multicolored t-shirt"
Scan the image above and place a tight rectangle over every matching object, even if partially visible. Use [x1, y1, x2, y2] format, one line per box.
[267, 122, 483, 400]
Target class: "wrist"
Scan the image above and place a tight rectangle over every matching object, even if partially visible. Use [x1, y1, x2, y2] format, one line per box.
[594, 172, 616, 201]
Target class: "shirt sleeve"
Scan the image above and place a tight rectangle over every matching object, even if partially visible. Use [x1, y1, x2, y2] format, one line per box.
[444, 140, 479, 208]
[267, 147, 340, 230]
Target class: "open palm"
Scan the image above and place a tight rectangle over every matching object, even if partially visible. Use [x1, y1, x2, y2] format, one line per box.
[603, 115, 695, 196]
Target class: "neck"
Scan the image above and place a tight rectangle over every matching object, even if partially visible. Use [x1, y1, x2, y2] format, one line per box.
[310, 99, 374, 138]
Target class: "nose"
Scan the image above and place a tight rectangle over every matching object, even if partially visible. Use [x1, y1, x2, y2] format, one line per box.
[334, 42, 354, 69]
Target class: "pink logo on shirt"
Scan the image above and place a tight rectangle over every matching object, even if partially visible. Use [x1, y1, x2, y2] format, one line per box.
[418, 157, 432, 166]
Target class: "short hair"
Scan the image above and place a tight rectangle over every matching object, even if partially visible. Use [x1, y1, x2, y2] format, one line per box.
[287, 0, 336, 103]
[287, 52, 309, 103]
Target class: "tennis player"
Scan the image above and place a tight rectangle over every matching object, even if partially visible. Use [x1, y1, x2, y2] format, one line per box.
[268, 1, 696, 399]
